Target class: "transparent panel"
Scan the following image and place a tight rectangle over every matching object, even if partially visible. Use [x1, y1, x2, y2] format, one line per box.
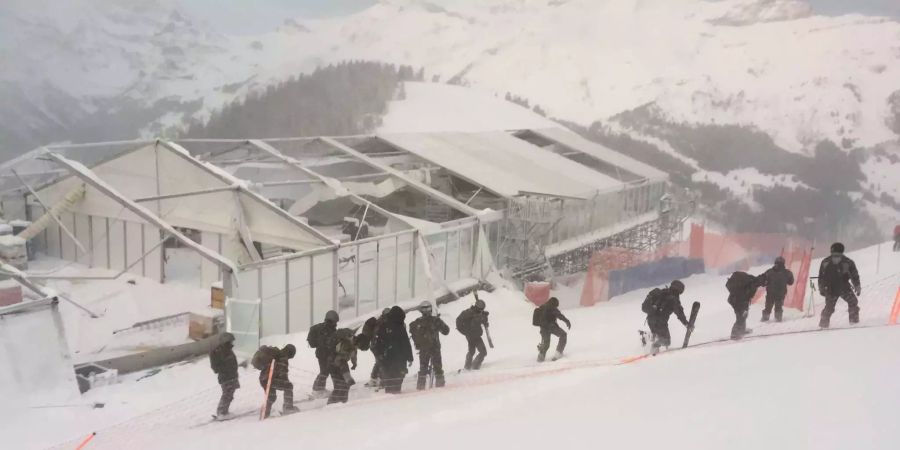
[287, 256, 312, 332]
[90, 216, 109, 269]
[312, 252, 336, 324]
[260, 262, 287, 337]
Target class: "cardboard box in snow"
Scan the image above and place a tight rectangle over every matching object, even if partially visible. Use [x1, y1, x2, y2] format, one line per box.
[188, 309, 224, 341]
[0, 235, 27, 270]
[210, 282, 225, 310]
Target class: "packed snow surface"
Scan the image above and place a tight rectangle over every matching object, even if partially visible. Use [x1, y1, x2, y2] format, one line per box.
[4, 240, 898, 449]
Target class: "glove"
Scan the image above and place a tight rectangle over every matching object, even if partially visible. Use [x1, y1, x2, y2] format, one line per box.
[351, 362, 357, 370]
[853, 285, 861, 296]
[565, 321, 572, 330]
[483, 311, 490, 316]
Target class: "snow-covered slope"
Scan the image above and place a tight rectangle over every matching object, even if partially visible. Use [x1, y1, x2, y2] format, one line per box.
[379, 82, 560, 133]
[13, 240, 900, 449]
[4, 0, 900, 155]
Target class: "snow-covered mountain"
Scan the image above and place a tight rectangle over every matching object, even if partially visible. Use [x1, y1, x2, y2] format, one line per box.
[3, 0, 900, 157]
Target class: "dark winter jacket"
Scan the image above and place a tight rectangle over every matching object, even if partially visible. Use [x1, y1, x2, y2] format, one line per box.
[209, 341, 239, 384]
[409, 315, 450, 350]
[373, 306, 413, 368]
[457, 307, 490, 337]
[539, 305, 571, 329]
[818, 254, 860, 296]
[642, 287, 688, 325]
[727, 272, 764, 309]
[308, 320, 337, 359]
[259, 351, 291, 386]
[762, 265, 795, 297]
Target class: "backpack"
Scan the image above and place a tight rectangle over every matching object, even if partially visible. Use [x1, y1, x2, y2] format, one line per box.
[532, 305, 546, 327]
[331, 328, 356, 360]
[641, 288, 666, 315]
[251, 345, 279, 370]
[726, 272, 756, 295]
[410, 317, 438, 350]
[456, 309, 473, 334]
[307, 323, 324, 348]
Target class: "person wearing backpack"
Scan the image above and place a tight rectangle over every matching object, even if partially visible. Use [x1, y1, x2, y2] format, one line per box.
[255, 344, 298, 418]
[641, 280, 690, 351]
[456, 293, 490, 370]
[373, 306, 414, 393]
[409, 301, 450, 389]
[327, 328, 358, 404]
[817, 242, 861, 328]
[307, 310, 339, 394]
[209, 333, 239, 420]
[365, 308, 390, 388]
[726, 271, 765, 340]
[760, 256, 795, 322]
[534, 297, 571, 362]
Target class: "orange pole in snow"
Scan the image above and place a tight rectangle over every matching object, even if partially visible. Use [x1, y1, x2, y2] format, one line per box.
[889, 287, 900, 325]
[74, 432, 96, 450]
[260, 359, 275, 420]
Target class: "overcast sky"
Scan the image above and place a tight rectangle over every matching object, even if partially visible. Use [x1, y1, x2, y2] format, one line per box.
[181, 0, 900, 34]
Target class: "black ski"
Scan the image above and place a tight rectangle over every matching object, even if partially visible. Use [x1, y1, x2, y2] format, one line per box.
[682, 301, 700, 348]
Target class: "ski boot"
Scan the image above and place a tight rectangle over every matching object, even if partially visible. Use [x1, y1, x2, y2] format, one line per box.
[819, 316, 830, 329]
[761, 312, 770, 322]
[550, 351, 563, 361]
[283, 406, 300, 415]
[214, 413, 232, 421]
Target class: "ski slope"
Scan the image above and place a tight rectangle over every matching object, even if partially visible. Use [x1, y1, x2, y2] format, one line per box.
[10, 241, 900, 450]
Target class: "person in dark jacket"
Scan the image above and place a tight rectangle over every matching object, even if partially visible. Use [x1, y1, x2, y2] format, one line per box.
[259, 344, 298, 418]
[373, 306, 413, 394]
[761, 256, 795, 322]
[365, 308, 390, 388]
[409, 301, 450, 389]
[818, 242, 861, 328]
[307, 310, 339, 394]
[536, 297, 571, 362]
[209, 333, 239, 419]
[457, 294, 490, 370]
[727, 272, 765, 339]
[641, 280, 690, 351]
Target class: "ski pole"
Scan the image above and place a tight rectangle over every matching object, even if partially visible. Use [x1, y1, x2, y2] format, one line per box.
[259, 360, 275, 420]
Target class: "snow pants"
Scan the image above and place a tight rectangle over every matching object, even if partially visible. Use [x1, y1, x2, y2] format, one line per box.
[820, 289, 860, 327]
[381, 361, 408, 394]
[464, 335, 487, 370]
[313, 355, 329, 392]
[217, 378, 239, 416]
[417, 348, 445, 390]
[260, 377, 293, 417]
[327, 361, 353, 404]
[647, 315, 671, 348]
[763, 290, 787, 321]
[731, 303, 749, 339]
[538, 324, 568, 355]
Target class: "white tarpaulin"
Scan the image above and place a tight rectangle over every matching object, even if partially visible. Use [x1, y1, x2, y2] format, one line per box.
[379, 131, 623, 199]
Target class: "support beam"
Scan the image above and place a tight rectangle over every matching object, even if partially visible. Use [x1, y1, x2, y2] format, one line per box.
[317, 137, 479, 217]
[13, 169, 88, 255]
[133, 186, 237, 203]
[0, 260, 99, 318]
[46, 152, 237, 274]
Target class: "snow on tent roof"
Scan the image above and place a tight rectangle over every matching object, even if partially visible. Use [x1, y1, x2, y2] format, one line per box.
[378, 131, 623, 199]
[528, 128, 668, 181]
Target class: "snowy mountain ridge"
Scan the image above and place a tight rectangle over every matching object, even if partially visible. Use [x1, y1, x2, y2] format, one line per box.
[2, 0, 899, 156]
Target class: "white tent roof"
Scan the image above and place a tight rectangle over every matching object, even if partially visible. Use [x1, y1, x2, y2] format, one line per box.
[528, 128, 668, 181]
[378, 131, 623, 199]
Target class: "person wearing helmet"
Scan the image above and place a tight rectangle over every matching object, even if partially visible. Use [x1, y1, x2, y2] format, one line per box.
[409, 301, 450, 389]
[260, 344, 298, 417]
[641, 280, 690, 352]
[817, 242, 861, 328]
[535, 297, 571, 362]
[455, 292, 490, 370]
[760, 256, 795, 322]
[307, 310, 339, 394]
[725, 271, 766, 340]
[209, 333, 239, 420]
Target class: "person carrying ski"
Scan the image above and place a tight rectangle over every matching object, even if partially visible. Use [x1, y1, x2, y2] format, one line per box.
[256, 344, 298, 418]
[326, 328, 358, 404]
[409, 301, 450, 389]
[456, 293, 490, 370]
[307, 310, 339, 394]
[726, 271, 765, 339]
[373, 306, 413, 394]
[641, 280, 690, 351]
[365, 308, 390, 388]
[818, 242, 861, 328]
[534, 297, 571, 362]
[760, 256, 795, 322]
[209, 333, 239, 420]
